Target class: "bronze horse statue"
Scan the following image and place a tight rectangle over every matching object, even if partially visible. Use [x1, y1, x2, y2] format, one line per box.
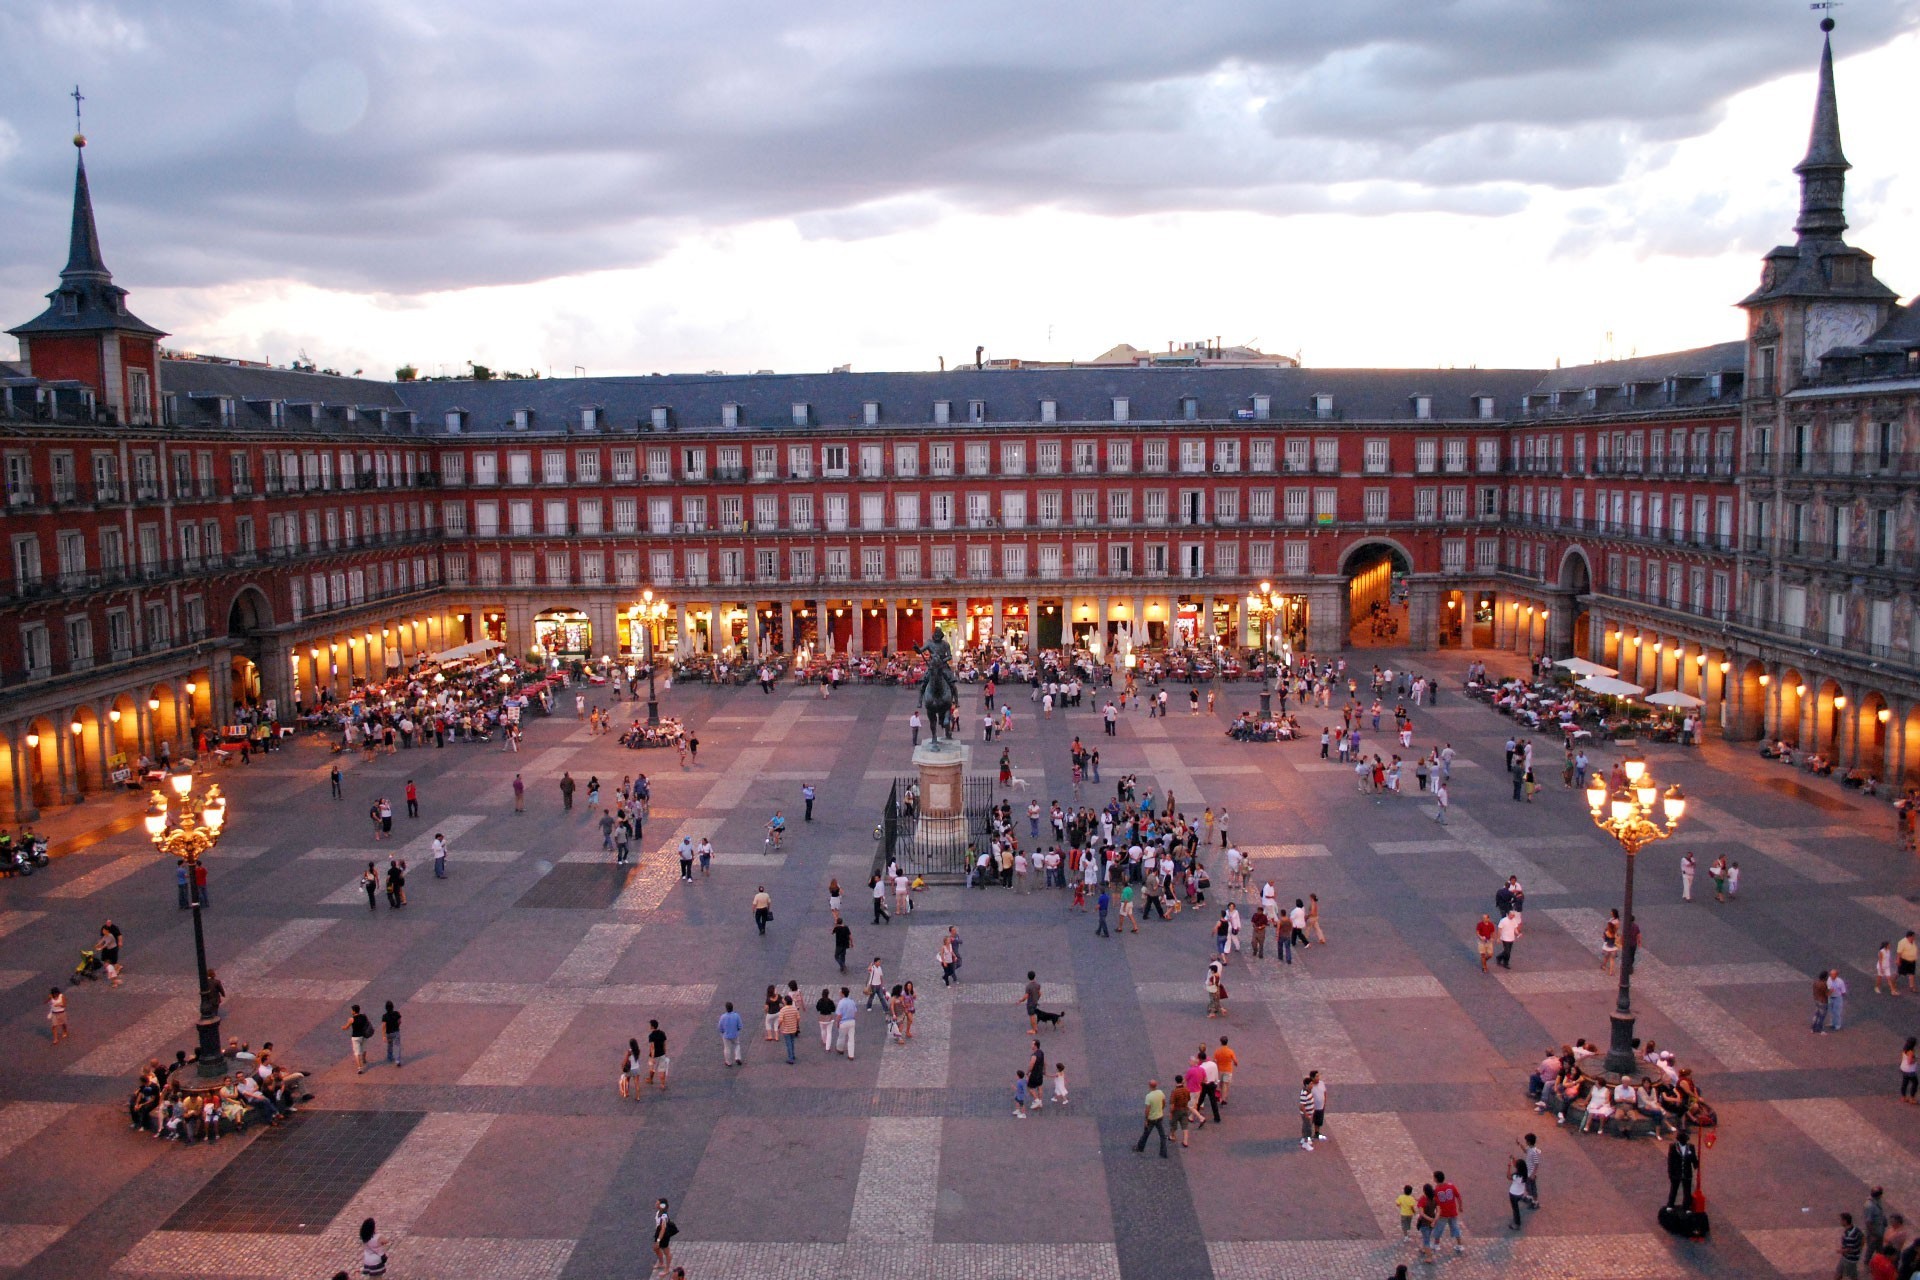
[917, 631, 958, 745]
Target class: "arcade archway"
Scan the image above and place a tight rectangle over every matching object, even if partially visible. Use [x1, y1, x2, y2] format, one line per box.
[1342, 542, 1412, 647]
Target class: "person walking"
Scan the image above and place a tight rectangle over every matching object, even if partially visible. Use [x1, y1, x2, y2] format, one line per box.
[329, 764, 343, 799]
[816, 988, 838, 1053]
[559, 772, 576, 812]
[511, 773, 525, 813]
[1297, 1076, 1317, 1151]
[1134, 1079, 1169, 1157]
[718, 1002, 744, 1067]
[1517, 1132, 1541, 1208]
[1095, 888, 1111, 938]
[1433, 778, 1450, 825]
[343, 1005, 374, 1073]
[865, 957, 886, 1010]
[776, 995, 801, 1064]
[1021, 972, 1063, 1031]
[752, 886, 773, 936]
[46, 987, 68, 1045]
[1506, 1156, 1529, 1231]
[645, 1019, 670, 1090]
[404, 780, 419, 819]
[1828, 968, 1849, 1031]
[1309, 1070, 1328, 1141]
[802, 783, 816, 822]
[1813, 968, 1833, 1033]
[871, 875, 891, 925]
[1874, 942, 1897, 995]
[1680, 852, 1695, 903]
[1432, 1171, 1465, 1255]
[832, 915, 852, 973]
[381, 1001, 403, 1067]
[679, 836, 696, 882]
[1495, 910, 1522, 970]
[835, 987, 859, 1058]
[362, 863, 379, 911]
[937, 932, 958, 986]
[651, 1200, 678, 1276]
[359, 1217, 389, 1277]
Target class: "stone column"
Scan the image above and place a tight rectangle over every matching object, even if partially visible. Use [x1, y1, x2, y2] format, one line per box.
[55, 716, 80, 803]
[1305, 583, 1343, 655]
[9, 725, 37, 822]
[1407, 582, 1439, 652]
[886, 599, 899, 654]
[780, 601, 794, 654]
[1892, 697, 1910, 792]
[1094, 596, 1109, 658]
[1026, 595, 1039, 654]
[850, 603, 864, 657]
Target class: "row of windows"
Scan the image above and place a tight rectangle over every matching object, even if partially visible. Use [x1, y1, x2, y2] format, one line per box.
[15, 595, 205, 680]
[464, 392, 1501, 435]
[435, 436, 1507, 487]
[439, 485, 1504, 537]
[1509, 427, 1738, 472]
[0, 445, 433, 507]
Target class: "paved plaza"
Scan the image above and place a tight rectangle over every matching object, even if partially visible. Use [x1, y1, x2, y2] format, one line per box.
[2, 650, 1917, 1280]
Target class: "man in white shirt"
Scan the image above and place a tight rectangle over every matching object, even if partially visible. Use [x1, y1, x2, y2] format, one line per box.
[864, 959, 886, 1010]
[834, 988, 860, 1058]
[1495, 911, 1523, 969]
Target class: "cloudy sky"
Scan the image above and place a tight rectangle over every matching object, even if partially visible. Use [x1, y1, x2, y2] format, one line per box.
[2, 1, 1916, 378]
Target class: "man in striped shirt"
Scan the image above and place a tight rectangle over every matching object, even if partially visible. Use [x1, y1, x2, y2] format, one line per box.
[1298, 1077, 1316, 1151]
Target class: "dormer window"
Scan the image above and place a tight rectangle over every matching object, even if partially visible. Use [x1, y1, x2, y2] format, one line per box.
[791, 402, 811, 427]
[721, 403, 739, 429]
[513, 409, 532, 431]
[863, 401, 880, 426]
[1411, 395, 1432, 420]
[61, 293, 78, 317]
[1474, 396, 1495, 420]
[968, 399, 986, 422]
[1311, 394, 1333, 419]
[651, 406, 671, 431]
[1829, 256, 1858, 286]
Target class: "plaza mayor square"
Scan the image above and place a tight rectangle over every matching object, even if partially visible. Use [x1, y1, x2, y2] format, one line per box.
[1, 5, 1918, 1279]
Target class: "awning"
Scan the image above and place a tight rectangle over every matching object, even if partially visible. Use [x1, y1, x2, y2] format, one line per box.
[1643, 689, 1704, 709]
[1555, 657, 1619, 678]
[432, 638, 505, 664]
[1578, 675, 1646, 698]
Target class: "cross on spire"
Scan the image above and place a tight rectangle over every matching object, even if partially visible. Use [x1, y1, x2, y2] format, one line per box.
[70, 85, 84, 125]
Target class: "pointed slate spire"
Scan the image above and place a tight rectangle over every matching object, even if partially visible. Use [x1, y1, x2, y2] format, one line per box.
[62, 142, 113, 283]
[1793, 25, 1850, 241]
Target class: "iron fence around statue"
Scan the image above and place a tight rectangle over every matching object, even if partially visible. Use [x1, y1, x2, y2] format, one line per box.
[881, 775, 997, 879]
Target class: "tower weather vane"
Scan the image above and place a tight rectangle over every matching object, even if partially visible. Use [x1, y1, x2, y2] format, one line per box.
[1809, 0, 1840, 27]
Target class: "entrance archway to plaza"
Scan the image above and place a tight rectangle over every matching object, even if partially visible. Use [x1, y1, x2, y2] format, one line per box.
[1812, 678, 1845, 756]
[228, 587, 274, 713]
[1558, 550, 1593, 654]
[1342, 541, 1411, 647]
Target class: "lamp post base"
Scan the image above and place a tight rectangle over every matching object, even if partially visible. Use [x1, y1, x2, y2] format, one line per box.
[193, 1014, 227, 1079]
[1259, 691, 1271, 719]
[646, 696, 660, 727]
[1602, 1007, 1639, 1079]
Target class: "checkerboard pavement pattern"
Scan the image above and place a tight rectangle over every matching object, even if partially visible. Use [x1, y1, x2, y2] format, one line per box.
[0, 653, 1915, 1278]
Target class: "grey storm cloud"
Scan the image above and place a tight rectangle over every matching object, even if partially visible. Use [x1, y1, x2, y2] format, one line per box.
[0, 0, 1910, 297]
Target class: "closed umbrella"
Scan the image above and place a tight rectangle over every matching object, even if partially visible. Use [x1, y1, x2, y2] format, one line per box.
[1555, 657, 1619, 678]
[1577, 675, 1646, 698]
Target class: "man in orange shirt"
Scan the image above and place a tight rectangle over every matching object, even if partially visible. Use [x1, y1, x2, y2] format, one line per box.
[1210, 1035, 1239, 1105]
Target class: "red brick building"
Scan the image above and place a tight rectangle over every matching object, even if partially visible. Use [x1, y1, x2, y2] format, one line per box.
[4, 29, 1917, 814]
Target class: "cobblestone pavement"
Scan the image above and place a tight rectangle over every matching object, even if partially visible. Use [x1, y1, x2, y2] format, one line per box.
[2, 650, 1917, 1279]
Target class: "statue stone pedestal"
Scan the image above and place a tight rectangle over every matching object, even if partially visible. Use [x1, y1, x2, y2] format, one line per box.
[911, 742, 970, 867]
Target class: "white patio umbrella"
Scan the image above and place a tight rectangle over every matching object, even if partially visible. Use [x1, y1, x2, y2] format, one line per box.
[1577, 675, 1646, 698]
[1554, 656, 1619, 678]
[1643, 689, 1704, 709]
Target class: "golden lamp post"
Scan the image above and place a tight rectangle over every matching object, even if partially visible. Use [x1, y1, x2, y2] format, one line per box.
[145, 773, 230, 1077]
[1584, 759, 1686, 1077]
[638, 588, 671, 726]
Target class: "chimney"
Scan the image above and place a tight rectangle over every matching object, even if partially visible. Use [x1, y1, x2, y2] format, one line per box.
[974, 345, 984, 371]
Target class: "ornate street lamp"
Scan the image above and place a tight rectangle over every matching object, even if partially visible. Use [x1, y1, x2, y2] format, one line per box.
[639, 589, 671, 726]
[1248, 581, 1281, 717]
[1584, 759, 1686, 1077]
[145, 774, 229, 1077]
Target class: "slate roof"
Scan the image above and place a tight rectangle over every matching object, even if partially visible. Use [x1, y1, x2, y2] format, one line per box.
[385, 365, 1545, 435]
[8, 150, 165, 340]
[1527, 342, 1745, 395]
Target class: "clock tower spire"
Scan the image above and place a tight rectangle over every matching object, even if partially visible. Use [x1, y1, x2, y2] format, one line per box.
[1738, 17, 1894, 394]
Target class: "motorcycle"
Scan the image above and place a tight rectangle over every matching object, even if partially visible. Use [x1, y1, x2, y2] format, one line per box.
[0, 836, 33, 877]
[15, 829, 48, 867]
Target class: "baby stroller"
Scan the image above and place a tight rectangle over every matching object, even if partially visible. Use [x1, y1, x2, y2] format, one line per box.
[74, 947, 104, 982]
